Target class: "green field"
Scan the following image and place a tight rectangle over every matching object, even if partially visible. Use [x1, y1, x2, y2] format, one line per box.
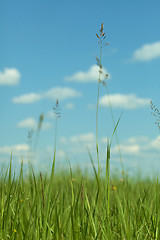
[1, 159, 160, 240]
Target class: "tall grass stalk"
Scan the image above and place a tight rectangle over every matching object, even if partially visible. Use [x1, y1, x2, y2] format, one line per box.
[45, 99, 61, 230]
[95, 22, 113, 239]
[95, 22, 109, 178]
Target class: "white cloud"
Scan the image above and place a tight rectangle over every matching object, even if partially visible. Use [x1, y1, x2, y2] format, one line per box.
[41, 122, 52, 130]
[99, 93, 150, 109]
[70, 133, 95, 143]
[126, 136, 149, 144]
[0, 144, 29, 156]
[132, 41, 160, 61]
[45, 87, 82, 100]
[17, 118, 37, 129]
[149, 136, 160, 150]
[13, 93, 42, 104]
[46, 111, 55, 119]
[112, 135, 160, 157]
[101, 136, 141, 157]
[59, 133, 95, 154]
[112, 144, 140, 155]
[17, 117, 52, 130]
[45, 146, 66, 159]
[13, 87, 81, 104]
[0, 68, 20, 86]
[64, 65, 110, 82]
[100, 137, 108, 144]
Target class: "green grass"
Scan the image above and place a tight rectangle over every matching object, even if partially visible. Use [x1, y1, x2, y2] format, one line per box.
[1, 160, 160, 240]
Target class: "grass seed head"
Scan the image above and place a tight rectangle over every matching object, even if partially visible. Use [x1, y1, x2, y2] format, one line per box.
[150, 101, 160, 130]
[53, 98, 61, 118]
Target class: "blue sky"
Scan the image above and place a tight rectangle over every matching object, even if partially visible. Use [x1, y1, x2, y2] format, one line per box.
[1, 0, 160, 177]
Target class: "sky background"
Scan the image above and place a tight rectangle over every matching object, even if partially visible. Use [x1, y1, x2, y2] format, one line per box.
[0, 0, 160, 177]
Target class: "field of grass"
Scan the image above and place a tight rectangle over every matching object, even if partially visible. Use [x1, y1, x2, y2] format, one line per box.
[1, 23, 160, 240]
[1, 159, 160, 240]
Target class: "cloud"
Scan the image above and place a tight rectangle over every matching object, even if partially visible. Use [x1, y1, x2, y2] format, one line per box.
[101, 136, 140, 156]
[13, 93, 42, 104]
[41, 122, 52, 130]
[45, 146, 66, 160]
[12, 87, 82, 104]
[132, 41, 160, 61]
[59, 134, 159, 161]
[60, 133, 95, 144]
[17, 118, 52, 130]
[17, 118, 37, 128]
[0, 144, 29, 156]
[149, 136, 160, 150]
[64, 65, 110, 82]
[99, 93, 150, 109]
[70, 133, 95, 143]
[112, 144, 140, 155]
[46, 111, 55, 119]
[112, 136, 160, 157]
[126, 136, 149, 144]
[59, 133, 95, 155]
[0, 68, 20, 86]
[45, 87, 82, 100]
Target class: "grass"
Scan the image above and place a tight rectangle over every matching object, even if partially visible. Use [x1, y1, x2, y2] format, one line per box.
[1, 161, 160, 239]
[1, 23, 160, 239]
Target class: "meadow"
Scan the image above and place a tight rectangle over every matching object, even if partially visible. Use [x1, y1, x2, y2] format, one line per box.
[1, 23, 160, 239]
[1, 158, 160, 239]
